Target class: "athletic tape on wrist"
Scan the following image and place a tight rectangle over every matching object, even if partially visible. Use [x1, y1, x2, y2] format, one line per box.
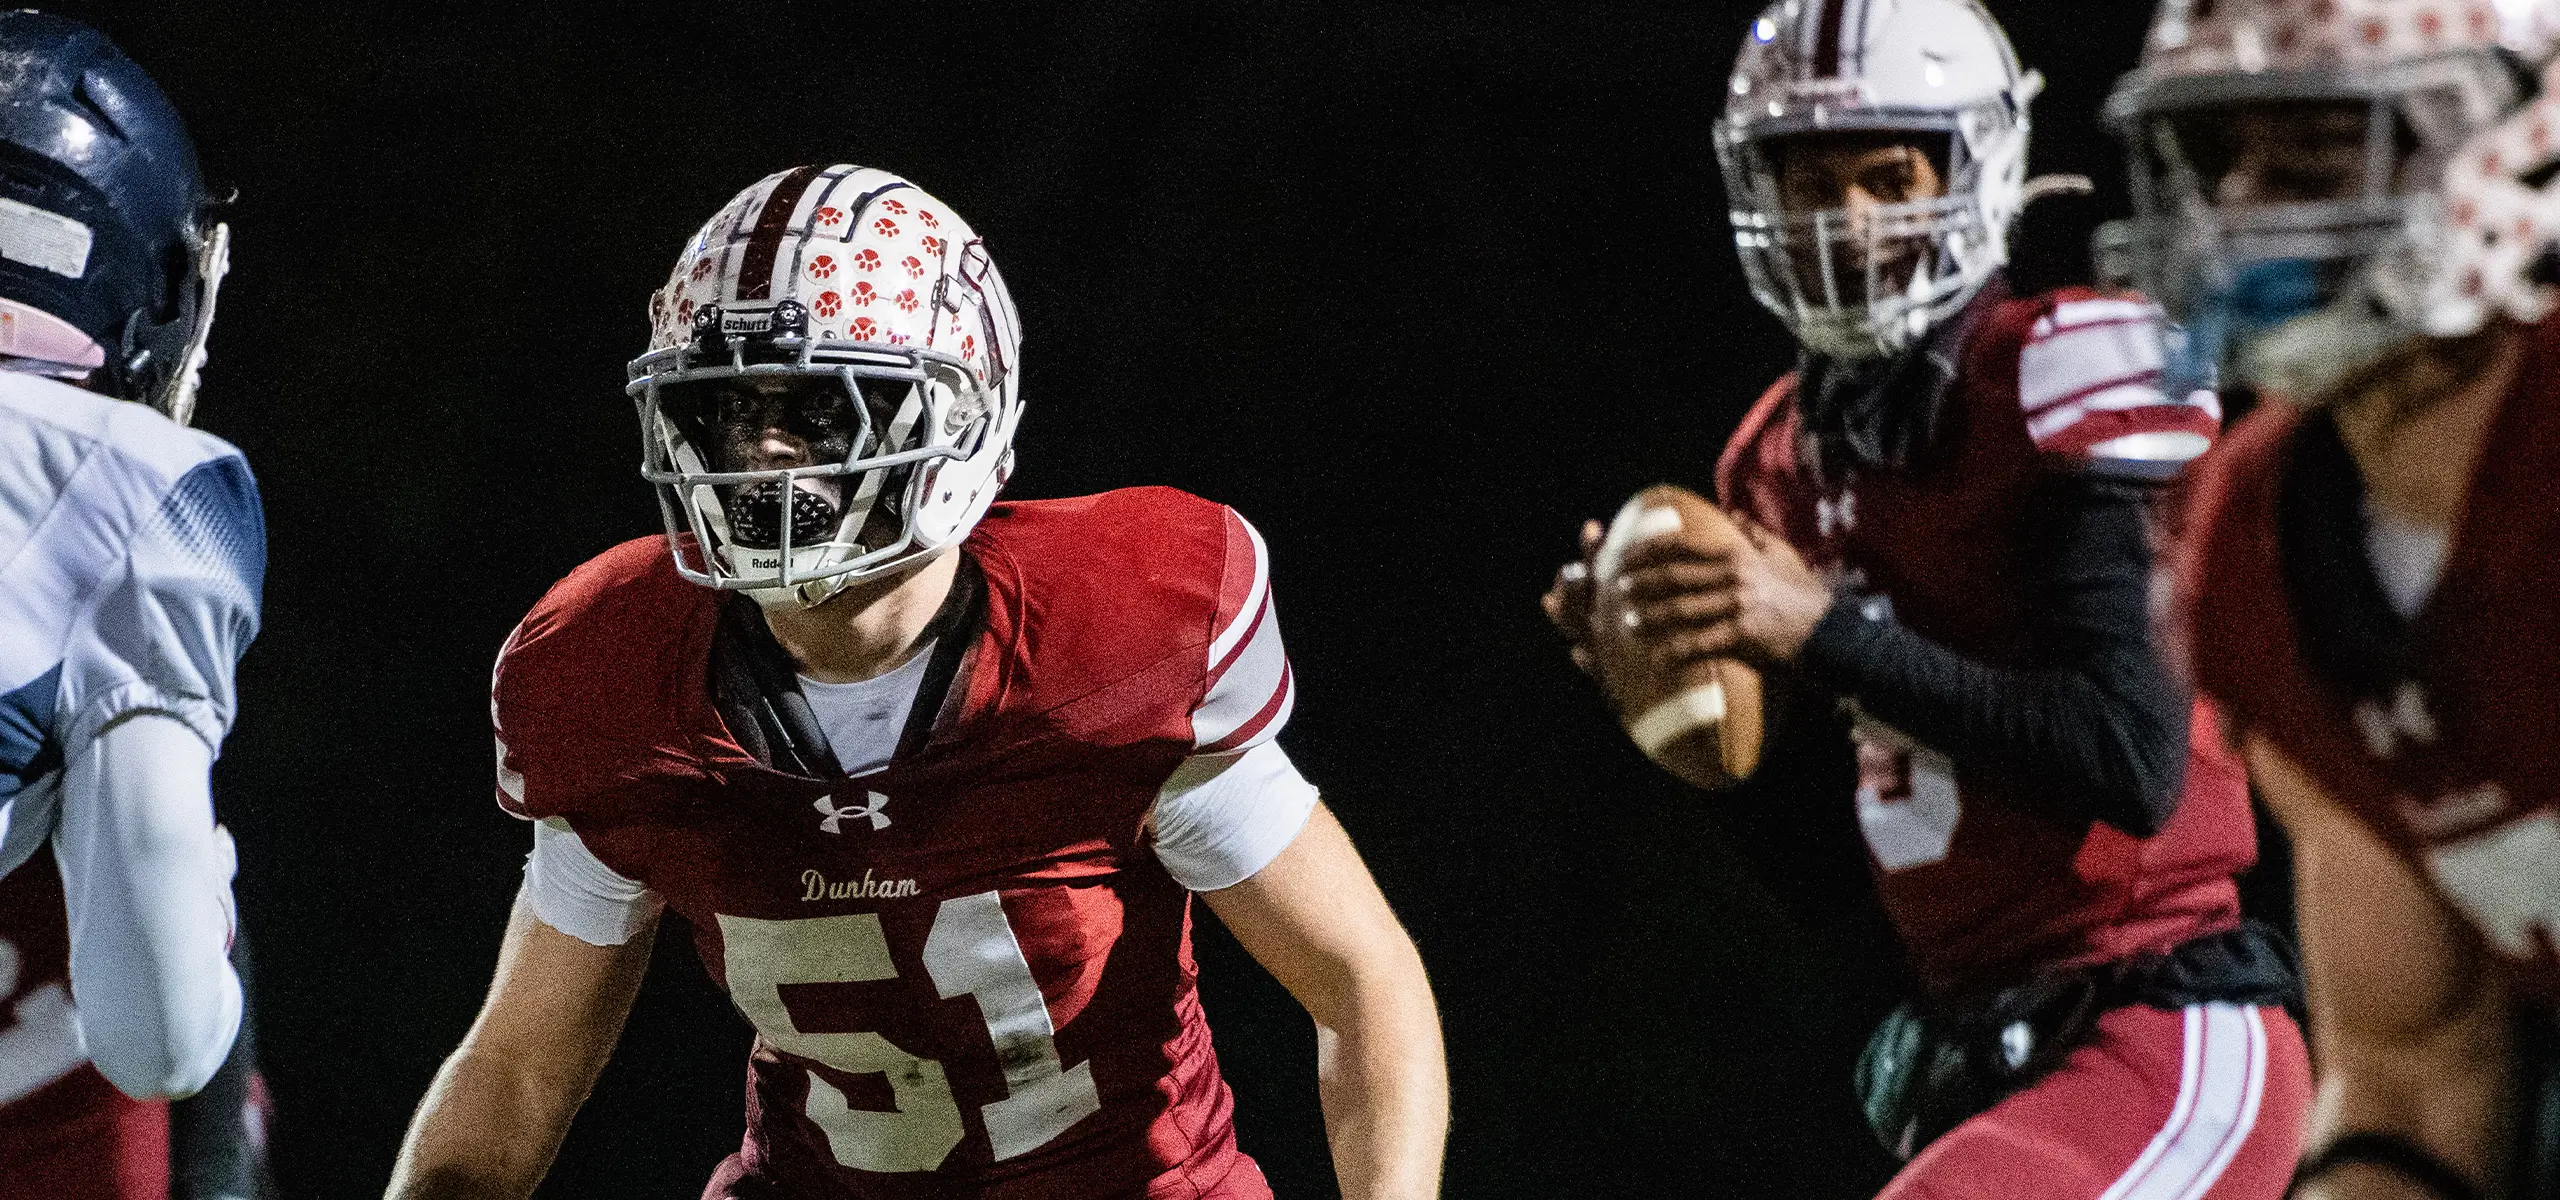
[1629, 681, 1728, 756]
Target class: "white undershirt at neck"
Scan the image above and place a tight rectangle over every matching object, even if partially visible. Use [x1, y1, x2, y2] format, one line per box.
[2361, 497, 2451, 621]
[796, 639, 937, 777]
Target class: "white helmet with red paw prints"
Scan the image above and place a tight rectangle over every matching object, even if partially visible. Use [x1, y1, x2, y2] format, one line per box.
[2105, 0, 2552, 401]
[2417, 53, 2560, 335]
[627, 165, 1023, 609]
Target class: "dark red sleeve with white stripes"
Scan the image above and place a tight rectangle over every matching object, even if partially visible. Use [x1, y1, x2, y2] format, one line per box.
[2017, 296, 2221, 478]
[1190, 508, 1295, 754]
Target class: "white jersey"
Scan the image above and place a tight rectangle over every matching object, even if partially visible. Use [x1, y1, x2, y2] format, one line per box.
[0, 371, 260, 1104]
[0, 373, 260, 873]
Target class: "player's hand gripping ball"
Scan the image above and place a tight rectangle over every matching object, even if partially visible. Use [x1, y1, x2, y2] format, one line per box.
[1586, 486, 1766, 789]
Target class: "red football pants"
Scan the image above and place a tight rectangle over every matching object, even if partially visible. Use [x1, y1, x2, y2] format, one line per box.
[1881, 1002, 2309, 1200]
[0, 848, 170, 1199]
[0, 1066, 170, 1199]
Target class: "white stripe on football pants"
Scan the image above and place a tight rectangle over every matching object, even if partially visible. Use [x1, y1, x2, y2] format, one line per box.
[2098, 1003, 2270, 1200]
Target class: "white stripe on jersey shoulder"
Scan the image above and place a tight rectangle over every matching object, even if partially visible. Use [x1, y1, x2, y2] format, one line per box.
[1194, 515, 1293, 750]
[2020, 316, 2167, 416]
[2025, 382, 2174, 442]
[1206, 510, 1272, 668]
[2085, 431, 2215, 465]
[2031, 297, 2161, 339]
[2097, 1003, 2269, 1200]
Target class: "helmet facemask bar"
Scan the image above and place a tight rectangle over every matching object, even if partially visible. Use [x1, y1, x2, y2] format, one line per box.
[629, 331, 986, 605]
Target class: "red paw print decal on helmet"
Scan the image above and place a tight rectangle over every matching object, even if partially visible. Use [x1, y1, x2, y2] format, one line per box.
[676, 298, 696, 324]
[849, 282, 879, 307]
[872, 217, 899, 238]
[814, 291, 842, 318]
[902, 255, 925, 279]
[894, 288, 919, 313]
[690, 257, 717, 281]
[887, 332, 911, 345]
[920, 235, 945, 257]
[852, 248, 882, 272]
[850, 317, 880, 341]
[961, 335, 977, 360]
[880, 198, 908, 216]
[808, 255, 838, 280]
[814, 206, 845, 228]
[917, 209, 940, 229]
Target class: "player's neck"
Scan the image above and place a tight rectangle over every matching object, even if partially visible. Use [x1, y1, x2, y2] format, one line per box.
[2330, 323, 2523, 532]
[763, 549, 960, 684]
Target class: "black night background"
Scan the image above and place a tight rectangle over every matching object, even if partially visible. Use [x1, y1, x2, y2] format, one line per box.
[38, 2, 2224, 1195]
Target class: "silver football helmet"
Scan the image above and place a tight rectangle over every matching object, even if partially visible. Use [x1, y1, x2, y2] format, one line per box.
[1715, 0, 2042, 360]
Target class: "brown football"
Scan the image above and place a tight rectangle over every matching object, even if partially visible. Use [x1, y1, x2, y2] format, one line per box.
[1587, 485, 1766, 789]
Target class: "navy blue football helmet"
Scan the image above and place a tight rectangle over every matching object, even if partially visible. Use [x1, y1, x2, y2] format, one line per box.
[0, 12, 227, 422]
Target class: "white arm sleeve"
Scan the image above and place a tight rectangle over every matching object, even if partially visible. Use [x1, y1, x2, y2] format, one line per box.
[51, 712, 242, 1100]
[525, 818, 662, 947]
[1150, 741, 1321, 892]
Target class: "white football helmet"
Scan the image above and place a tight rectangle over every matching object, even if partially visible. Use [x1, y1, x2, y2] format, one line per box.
[2105, 0, 2547, 401]
[2422, 52, 2560, 334]
[627, 166, 1023, 609]
[1715, 0, 2042, 360]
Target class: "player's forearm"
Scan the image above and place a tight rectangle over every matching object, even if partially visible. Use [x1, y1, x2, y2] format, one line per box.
[1798, 475, 2190, 834]
[386, 1047, 591, 1200]
[1311, 956, 1449, 1200]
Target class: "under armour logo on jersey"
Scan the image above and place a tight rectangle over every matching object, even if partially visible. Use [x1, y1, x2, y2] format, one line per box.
[2353, 681, 2441, 761]
[815, 791, 891, 834]
[1817, 491, 1858, 539]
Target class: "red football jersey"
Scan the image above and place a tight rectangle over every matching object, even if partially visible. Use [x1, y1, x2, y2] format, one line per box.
[0, 847, 171, 1199]
[493, 488, 1292, 1200]
[2181, 320, 2560, 1002]
[1716, 289, 2256, 997]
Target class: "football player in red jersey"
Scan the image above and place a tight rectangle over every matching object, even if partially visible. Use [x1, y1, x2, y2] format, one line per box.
[383, 167, 1447, 1200]
[2115, 2, 2560, 1197]
[1545, 3, 2312, 1197]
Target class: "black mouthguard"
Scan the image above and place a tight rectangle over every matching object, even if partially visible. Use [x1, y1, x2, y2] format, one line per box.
[725, 481, 840, 550]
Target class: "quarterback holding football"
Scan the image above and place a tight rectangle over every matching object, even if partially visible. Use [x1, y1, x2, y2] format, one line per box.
[1548, 3, 2311, 1197]
[385, 166, 1447, 1200]
[2121, 0, 2560, 1196]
